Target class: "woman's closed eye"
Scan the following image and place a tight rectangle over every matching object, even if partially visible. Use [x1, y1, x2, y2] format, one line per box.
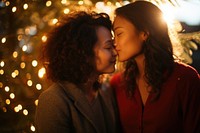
[115, 32, 123, 37]
[104, 42, 115, 50]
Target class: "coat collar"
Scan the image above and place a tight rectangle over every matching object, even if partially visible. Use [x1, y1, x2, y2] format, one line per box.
[57, 81, 115, 133]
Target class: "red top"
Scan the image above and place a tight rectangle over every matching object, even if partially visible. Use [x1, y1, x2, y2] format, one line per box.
[110, 62, 200, 133]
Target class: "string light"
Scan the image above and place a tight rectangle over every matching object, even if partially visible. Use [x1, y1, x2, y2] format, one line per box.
[13, 51, 18, 58]
[27, 80, 33, 86]
[46, 1, 52, 7]
[30, 124, 35, 132]
[32, 60, 38, 67]
[61, 0, 67, 5]
[20, 62, 26, 69]
[35, 99, 38, 106]
[1, 37, 6, 43]
[36, 84, 42, 90]
[0, 69, 4, 75]
[22, 45, 28, 52]
[23, 3, 28, 10]
[0, 61, 5, 67]
[12, 6, 17, 12]
[41, 35, 47, 42]
[23, 109, 28, 115]
[38, 67, 46, 78]
[5, 86, 10, 92]
[10, 93, 15, 99]
[63, 8, 70, 14]
[6, 99, 11, 105]
[78, 1, 84, 5]
[5, 1, 10, 6]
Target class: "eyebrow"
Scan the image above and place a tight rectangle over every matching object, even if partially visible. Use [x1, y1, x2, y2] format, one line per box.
[113, 26, 122, 32]
[105, 39, 113, 44]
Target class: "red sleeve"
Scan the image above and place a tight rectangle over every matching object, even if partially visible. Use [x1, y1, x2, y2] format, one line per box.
[177, 64, 200, 133]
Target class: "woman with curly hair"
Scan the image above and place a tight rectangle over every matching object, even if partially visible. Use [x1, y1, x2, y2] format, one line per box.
[110, 1, 200, 133]
[35, 11, 119, 133]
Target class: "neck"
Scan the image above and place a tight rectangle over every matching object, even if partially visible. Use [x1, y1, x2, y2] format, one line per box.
[135, 54, 145, 78]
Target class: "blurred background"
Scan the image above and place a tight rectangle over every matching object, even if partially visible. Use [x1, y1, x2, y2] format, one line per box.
[0, 0, 200, 132]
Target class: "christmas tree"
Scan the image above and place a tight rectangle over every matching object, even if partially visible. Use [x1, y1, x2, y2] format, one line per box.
[0, 0, 199, 132]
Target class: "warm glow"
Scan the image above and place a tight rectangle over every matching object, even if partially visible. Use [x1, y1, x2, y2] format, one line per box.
[64, 8, 70, 14]
[5, 1, 10, 6]
[1, 37, 6, 43]
[6, 99, 10, 105]
[5, 86, 10, 92]
[30, 124, 35, 132]
[11, 72, 17, 78]
[27, 80, 33, 86]
[46, 1, 52, 7]
[160, 3, 175, 24]
[10, 93, 15, 99]
[18, 104, 23, 110]
[12, 6, 17, 12]
[23, 109, 28, 115]
[42, 35, 47, 42]
[0, 61, 5, 67]
[78, 1, 84, 5]
[38, 67, 46, 78]
[23, 3, 28, 10]
[17, 35, 23, 41]
[13, 51, 18, 58]
[0, 69, 4, 75]
[14, 107, 19, 112]
[61, 0, 67, 4]
[20, 62, 26, 69]
[32, 60, 38, 67]
[53, 18, 58, 24]
[35, 99, 38, 106]
[14, 105, 23, 112]
[22, 45, 28, 51]
[36, 84, 42, 90]
[0, 82, 3, 88]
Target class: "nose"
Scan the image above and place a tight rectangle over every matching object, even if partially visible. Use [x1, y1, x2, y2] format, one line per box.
[112, 48, 117, 56]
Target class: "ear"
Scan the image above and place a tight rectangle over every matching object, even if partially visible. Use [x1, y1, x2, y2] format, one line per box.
[141, 31, 149, 41]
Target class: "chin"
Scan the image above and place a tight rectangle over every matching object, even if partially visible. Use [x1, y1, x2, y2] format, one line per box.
[104, 68, 115, 74]
[118, 54, 132, 62]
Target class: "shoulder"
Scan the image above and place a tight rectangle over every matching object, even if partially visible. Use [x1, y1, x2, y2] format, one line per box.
[39, 83, 64, 100]
[110, 72, 123, 86]
[38, 83, 71, 108]
[174, 62, 199, 80]
[174, 62, 200, 94]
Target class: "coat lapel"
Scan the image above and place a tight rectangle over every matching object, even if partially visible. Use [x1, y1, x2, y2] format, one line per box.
[99, 88, 116, 133]
[58, 81, 99, 132]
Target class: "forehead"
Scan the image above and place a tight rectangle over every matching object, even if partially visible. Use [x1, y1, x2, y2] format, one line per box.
[96, 26, 112, 39]
[113, 16, 138, 32]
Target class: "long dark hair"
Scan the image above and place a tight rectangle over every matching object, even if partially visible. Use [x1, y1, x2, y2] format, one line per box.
[115, 1, 174, 98]
[41, 11, 112, 85]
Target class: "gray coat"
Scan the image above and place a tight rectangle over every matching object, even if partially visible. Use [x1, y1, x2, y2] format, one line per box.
[35, 81, 121, 133]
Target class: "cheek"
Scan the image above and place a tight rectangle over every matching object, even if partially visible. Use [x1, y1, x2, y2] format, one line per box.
[118, 36, 143, 61]
[96, 50, 110, 66]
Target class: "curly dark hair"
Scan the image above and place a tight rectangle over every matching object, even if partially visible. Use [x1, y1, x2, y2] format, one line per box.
[115, 1, 174, 98]
[42, 11, 112, 85]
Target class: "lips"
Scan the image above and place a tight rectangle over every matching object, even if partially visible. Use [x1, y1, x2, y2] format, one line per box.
[110, 59, 116, 63]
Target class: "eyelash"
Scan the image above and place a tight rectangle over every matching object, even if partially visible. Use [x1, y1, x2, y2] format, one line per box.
[116, 33, 122, 36]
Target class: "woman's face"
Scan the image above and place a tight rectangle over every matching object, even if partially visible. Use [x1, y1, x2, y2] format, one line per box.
[94, 26, 117, 74]
[113, 16, 146, 61]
